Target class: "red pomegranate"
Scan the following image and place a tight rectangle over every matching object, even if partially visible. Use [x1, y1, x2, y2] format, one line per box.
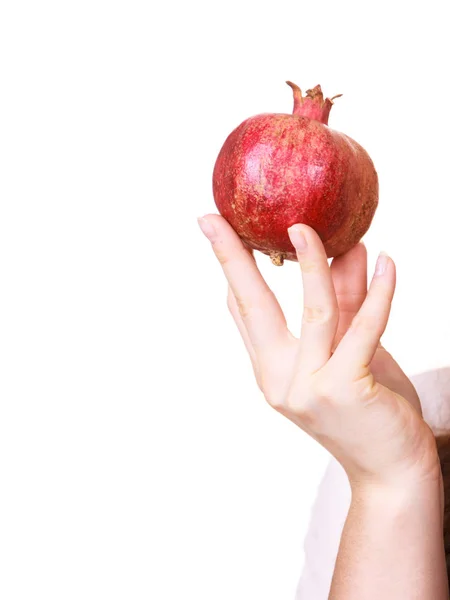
[212, 81, 378, 265]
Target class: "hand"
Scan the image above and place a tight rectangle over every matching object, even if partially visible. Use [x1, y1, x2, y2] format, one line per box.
[198, 214, 440, 488]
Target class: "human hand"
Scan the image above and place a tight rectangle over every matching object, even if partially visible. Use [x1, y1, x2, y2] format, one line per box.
[198, 214, 440, 488]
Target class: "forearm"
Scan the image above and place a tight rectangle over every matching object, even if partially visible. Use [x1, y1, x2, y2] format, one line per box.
[329, 477, 449, 600]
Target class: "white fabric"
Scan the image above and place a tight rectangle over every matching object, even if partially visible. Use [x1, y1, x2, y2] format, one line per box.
[295, 367, 450, 600]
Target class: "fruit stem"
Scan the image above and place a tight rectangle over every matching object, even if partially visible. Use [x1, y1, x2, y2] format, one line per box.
[286, 81, 342, 125]
[286, 81, 303, 114]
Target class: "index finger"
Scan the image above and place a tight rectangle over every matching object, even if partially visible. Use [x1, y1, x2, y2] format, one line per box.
[198, 214, 288, 352]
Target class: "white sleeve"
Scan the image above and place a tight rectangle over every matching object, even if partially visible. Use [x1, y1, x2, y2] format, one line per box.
[294, 456, 350, 600]
[411, 367, 450, 433]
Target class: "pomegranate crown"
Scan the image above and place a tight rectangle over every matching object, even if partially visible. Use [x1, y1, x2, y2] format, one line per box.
[286, 81, 342, 125]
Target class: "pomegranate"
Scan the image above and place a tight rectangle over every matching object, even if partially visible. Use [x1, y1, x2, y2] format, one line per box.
[212, 81, 378, 265]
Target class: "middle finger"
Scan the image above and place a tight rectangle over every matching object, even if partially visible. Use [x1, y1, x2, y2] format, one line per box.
[288, 224, 339, 374]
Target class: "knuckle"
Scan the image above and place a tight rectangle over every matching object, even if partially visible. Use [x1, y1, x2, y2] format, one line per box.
[262, 385, 285, 411]
[214, 247, 231, 266]
[216, 246, 248, 267]
[350, 313, 379, 334]
[293, 399, 318, 426]
[302, 305, 336, 325]
[312, 374, 336, 401]
[266, 382, 295, 413]
[354, 374, 378, 404]
[376, 286, 393, 303]
[235, 295, 250, 319]
[231, 288, 274, 320]
[267, 393, 285, 411]
[262, 375, 286, 411]
[284, 388, 318, 425]
[283, 388, 297, 410]
[298, 258, 317, 273]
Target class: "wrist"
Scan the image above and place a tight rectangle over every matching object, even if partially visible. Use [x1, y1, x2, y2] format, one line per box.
[349, 471, 443, 517]
[347, 433, 443, 502]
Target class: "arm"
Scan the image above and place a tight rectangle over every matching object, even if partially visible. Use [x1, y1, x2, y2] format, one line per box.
[330, 477, 448, 599]
[198, 214, 448, 597]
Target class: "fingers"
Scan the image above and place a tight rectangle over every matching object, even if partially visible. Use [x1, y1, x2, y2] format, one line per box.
[330, 243, 367, 345]
[226, 285, 261, 386]
[288, 224, 338, 374]
[328, 252, 396, 376]
[198, 214, 288, 352]
[370, 346, 422, 415]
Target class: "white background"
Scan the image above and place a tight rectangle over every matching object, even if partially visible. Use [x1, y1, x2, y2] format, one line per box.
[0, 1, 449, 599]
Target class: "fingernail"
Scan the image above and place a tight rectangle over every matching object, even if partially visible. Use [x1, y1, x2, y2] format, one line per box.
[197, 216, 217, 242]
[374, 252, 389, 276]
[288, 225, 307, 252]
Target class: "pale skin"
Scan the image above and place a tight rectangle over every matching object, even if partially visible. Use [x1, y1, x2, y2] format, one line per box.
[198, 213, 449, 599]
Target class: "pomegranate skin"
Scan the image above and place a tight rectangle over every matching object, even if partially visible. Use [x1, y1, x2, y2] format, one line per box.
[212, 83, 378, 264]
